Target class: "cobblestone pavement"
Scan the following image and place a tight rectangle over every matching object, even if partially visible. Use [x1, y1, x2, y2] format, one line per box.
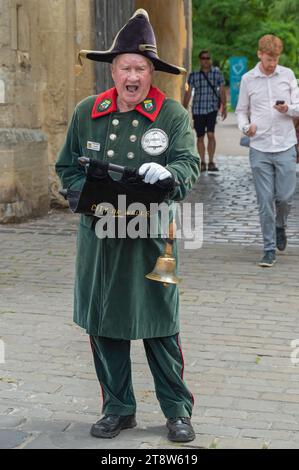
[1, 114, 299, 449]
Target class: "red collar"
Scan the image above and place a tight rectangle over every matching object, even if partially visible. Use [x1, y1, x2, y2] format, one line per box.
[91, 86, 165, 122]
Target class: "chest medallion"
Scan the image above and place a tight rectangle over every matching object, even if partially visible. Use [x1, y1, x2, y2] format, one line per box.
[141, 128, 169, 156]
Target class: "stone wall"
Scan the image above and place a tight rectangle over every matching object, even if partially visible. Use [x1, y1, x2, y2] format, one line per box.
[0, 129, 48, 222]
[38, 0, 95, 204]
[0, 0, 49, 221]
[0, 0, 95, 222]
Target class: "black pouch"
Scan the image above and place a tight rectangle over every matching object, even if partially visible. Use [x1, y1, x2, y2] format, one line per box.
[60, 159, 176, 218]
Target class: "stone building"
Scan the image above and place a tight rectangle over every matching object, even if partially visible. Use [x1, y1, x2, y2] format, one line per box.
[0, 0, 192, 223]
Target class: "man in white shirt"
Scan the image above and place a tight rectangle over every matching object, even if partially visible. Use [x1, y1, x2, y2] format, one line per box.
[236, 34, 299, 267]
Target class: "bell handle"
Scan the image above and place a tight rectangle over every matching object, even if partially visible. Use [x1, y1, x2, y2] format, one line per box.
[78, 157, 179, 187]
[78, 157, 127, 174]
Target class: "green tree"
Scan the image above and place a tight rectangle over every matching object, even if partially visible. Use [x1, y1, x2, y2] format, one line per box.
[268, 0, 299, 75]
[192, 0, 298, 79]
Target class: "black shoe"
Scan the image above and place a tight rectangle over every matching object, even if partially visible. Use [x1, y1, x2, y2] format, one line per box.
[90, 414, 137, 438]
[167, 417, 195, 442]
[208, 162, 219, 172]
[276, 227, 287, 252]
[258, 250, 276, 267]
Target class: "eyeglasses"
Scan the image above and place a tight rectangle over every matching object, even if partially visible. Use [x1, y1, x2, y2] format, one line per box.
[200, 56, 211, 60]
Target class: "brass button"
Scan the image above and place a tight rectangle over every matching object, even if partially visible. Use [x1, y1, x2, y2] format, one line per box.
[109, 133, 117, 141]
[127, 152, 135, 160]
[130, 135, 137, 142]
[107, 150, 114, 158]
[112, 119, 119, 126]
[132, 119, 139, 127]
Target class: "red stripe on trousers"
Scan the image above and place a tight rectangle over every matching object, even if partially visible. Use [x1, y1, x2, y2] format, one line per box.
[176, 333, 195, 405]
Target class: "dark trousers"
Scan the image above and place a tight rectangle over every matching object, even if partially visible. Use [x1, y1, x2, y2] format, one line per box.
[89, 334, 194, 419]
[193, 111, 218, 137]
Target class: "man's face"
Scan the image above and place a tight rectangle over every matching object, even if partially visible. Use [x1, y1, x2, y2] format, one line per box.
[199, 53, 211, 68]
[111, 54, 153, 108]
[258, 51, 280, 75]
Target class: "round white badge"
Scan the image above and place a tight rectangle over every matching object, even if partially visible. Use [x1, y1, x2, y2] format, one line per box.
[141, 128, 169, 156]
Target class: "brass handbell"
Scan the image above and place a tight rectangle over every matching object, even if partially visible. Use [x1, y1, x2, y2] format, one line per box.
[146, 222, 179, 285]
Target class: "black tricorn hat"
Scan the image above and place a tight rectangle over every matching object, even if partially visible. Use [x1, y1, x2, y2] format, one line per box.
[77, 9, 186, 75]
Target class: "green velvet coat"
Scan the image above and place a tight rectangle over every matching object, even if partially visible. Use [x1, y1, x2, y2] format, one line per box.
[56, 86, 199, 339]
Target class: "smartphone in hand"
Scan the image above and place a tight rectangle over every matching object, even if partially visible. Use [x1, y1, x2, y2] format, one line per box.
[275, 100, 285, 105]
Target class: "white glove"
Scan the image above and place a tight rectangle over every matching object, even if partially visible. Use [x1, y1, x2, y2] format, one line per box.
[139, 162, 172, 185]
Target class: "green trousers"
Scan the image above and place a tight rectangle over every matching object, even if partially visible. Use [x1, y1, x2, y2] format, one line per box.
[89, 334, 194, 419]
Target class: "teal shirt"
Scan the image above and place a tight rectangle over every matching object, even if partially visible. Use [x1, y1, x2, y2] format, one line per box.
[56, 87, 200, 339]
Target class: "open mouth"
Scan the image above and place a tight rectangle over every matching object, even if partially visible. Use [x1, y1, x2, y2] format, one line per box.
[126, 85, 139, 93]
